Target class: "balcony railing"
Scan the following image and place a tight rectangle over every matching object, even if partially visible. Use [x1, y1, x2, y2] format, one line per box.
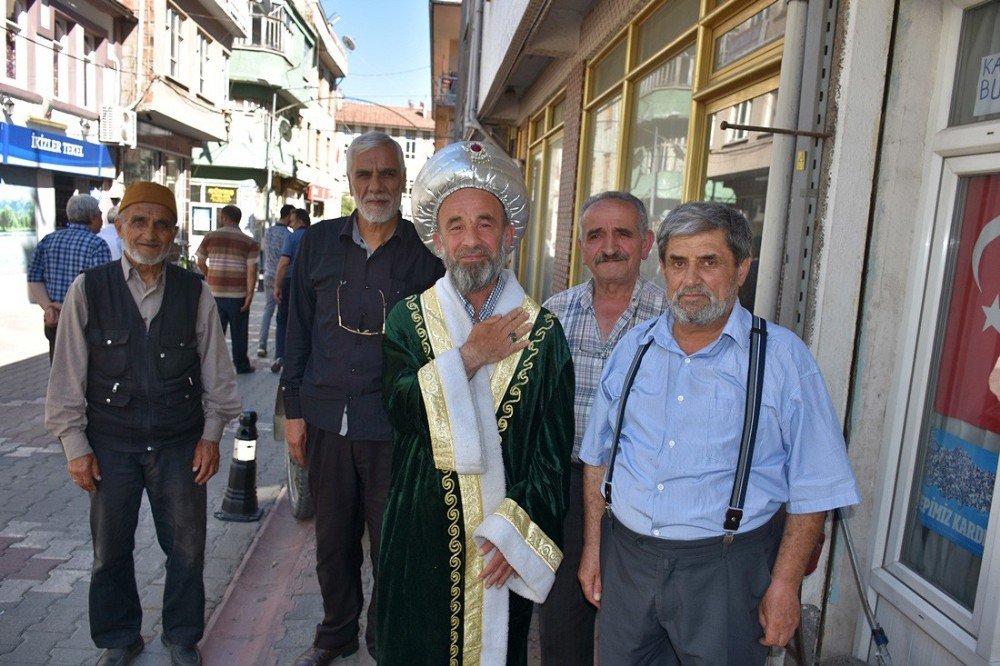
[435, 75, 457, 107]
[234, 10, 294, 59]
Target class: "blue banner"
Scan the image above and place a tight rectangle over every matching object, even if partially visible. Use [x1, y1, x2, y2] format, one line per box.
[0, 122, 114, 178]
[918, 429, 998, 557]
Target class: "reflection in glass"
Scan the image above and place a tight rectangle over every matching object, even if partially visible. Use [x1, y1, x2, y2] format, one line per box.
[714, 1, 786, 71]
[949, 0, 1000, 126]
[589, 40, 627, 103]
[627, 45, 695, 284]
[537, 135, 563, 301]
[704, 91, 777, 311]
[900, 174, 1000, 610]
[584, 96, 622, 198]
[520, 148, 545, 295]
[636, 0, 699, 65]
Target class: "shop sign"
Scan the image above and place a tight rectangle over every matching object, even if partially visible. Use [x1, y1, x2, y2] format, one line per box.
[205, 186, 237, 204]
[0, 122, 114, 178]
[307, 184, 333, 201]
[918, 429, 997, 557]
[975, 52, 1000, 117]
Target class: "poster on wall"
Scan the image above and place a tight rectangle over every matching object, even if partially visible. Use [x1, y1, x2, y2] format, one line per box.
[192, 206, 213, 234]
[918, 429, 998, 557]
[0, 183, 35, 233]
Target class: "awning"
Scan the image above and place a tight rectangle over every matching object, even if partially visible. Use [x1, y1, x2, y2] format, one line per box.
[0, 122, 115, 179]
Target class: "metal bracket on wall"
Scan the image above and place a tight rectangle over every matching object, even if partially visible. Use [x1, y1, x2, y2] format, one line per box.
[719, 120, 831, 140]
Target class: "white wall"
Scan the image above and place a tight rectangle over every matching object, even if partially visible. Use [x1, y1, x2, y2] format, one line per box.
[478, 0, 530, 111]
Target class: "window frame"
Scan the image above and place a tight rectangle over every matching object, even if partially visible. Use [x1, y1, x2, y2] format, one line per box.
[868, 1, 1000, 662]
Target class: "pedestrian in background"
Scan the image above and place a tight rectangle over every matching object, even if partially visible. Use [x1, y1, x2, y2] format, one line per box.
[538, 191, 665, 665]
[45, 182, 241, 666]
[281, 131, 443, 665]
[98, 205, 123, 261]
[271, 207, 310, 374]
[256, 203, 294, 359]
[196, 205, 258, 374]
[27, 194, 110, 361]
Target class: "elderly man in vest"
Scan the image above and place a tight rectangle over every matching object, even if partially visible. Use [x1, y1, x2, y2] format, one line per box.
[45, 182, 242, 666]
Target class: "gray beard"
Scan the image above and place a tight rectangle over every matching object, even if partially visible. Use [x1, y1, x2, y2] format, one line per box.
[123, 240, 168, 266]
[356, 198, 398, 225]
[444, 248, 507, 296]
[667, 283, 737, 326]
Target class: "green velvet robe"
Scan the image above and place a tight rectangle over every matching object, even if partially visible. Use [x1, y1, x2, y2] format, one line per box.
[377, 275, 574, 665]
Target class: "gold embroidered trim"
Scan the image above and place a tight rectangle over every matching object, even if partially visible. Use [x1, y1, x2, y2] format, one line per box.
[497, 308, 554, 435]
[490, 296, 540, 411]
[495, 498, 563, 574]
[420, 288, 485, 665]
[441, 472, 462, 666]
[458, 473, 484, 665]
[419, 363, 456, 471]
[405, 295, 432, 357]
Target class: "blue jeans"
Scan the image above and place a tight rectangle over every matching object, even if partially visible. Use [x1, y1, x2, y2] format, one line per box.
[89, 440, 207, 648]
[257, 276, 277, 353]
[215, 296, 251, 372]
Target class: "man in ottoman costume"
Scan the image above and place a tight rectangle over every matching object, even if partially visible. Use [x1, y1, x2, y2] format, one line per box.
[377, 141, 574, 665]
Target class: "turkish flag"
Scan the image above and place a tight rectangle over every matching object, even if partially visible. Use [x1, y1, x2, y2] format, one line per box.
[933, 173, 1000, 434]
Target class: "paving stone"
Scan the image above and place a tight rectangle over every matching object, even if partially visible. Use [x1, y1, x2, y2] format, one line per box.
[34, 568, 90, 594]
[0, 579, 37, 604]
[48, 646, 102, 664]
[1, 629, 67, 664]
[14, 556, 65, 581]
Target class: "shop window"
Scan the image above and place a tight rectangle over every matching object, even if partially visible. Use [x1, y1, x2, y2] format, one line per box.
[626, 44, 695, 283]
[636, 0, 699, 66]
[589, 40, 627, 104]
[582, 95, 622, 199]
[704, 89, 778, 311]
[713, 1, 787, 72]
[949, 0, 1000, 126]
[899, 172, 1000, 612]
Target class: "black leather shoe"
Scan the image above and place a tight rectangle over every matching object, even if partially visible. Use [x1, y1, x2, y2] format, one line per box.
[160, 635, 202, 666]
[96, 638, 143, 666]
[293, 645, 358, 666]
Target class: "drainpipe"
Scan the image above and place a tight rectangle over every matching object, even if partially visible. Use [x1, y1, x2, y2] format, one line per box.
[753, 0, 809, 320]
[461, 0, 502, 151]
[132, 0, 147, 108]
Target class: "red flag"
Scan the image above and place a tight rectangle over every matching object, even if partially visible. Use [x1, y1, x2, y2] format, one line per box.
[933, 173, 1000, 434]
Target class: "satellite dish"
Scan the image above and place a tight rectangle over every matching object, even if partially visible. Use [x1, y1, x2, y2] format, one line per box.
[342, 35, 356, 51]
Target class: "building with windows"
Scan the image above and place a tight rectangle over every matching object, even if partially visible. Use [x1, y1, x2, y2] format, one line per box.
[0, 0, 130, 281]
[190, 0, 346, 254]
[447, 0, 1000, 663]
[429, 0, 461, 150]
[332, 100, 435, 218]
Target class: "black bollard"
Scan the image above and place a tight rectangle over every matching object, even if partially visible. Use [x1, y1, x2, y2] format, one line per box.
[214, 410, 264, 522]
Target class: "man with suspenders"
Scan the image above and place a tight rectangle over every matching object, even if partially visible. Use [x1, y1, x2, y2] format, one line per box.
[578, 202, 860, 665]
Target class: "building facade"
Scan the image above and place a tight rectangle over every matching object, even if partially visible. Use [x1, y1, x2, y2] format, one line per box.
[191, 0, 346, 254]
[332, 100, 435, 218]
[447, 0, 1000, 663]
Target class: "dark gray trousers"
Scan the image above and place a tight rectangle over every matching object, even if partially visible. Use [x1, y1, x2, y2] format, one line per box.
[306, 425, 392, 658]
[599, 514, 781, 666]
[537, 463, 595, 665]
[89, 440, 206, 648]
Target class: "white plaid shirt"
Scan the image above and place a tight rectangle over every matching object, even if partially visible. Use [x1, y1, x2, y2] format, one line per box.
[544, 277, 666, 460]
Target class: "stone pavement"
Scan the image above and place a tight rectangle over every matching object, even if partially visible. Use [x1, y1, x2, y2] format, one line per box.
[0, 295, 286, 664]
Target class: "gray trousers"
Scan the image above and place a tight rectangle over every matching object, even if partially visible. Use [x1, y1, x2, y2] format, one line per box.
[599, 513, 781, 666]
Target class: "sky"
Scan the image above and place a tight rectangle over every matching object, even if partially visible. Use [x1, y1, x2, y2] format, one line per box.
[323, 1, 433, 110]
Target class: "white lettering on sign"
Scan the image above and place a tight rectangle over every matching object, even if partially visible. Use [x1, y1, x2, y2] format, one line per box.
[29, 133, 85, 158]
[30, 133, 62, 154]
[975, 52, 1000, 117]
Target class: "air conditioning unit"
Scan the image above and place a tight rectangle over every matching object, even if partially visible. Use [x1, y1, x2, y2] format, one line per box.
[99, 106, 138, 148]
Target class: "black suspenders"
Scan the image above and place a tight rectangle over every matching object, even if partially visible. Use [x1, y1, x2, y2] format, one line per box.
[603, 316, 769, 541]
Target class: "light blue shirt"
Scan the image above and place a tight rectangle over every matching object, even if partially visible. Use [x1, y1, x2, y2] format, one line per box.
[578, 304, 861, 540]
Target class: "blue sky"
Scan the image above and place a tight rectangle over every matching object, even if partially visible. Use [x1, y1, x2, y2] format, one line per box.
[323, 1, 432, 109]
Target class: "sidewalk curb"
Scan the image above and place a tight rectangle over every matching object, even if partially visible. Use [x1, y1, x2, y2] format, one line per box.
[202, 484, 288, 640]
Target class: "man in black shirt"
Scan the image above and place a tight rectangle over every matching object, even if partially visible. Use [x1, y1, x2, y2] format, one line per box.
[281, 132, 444, 665]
